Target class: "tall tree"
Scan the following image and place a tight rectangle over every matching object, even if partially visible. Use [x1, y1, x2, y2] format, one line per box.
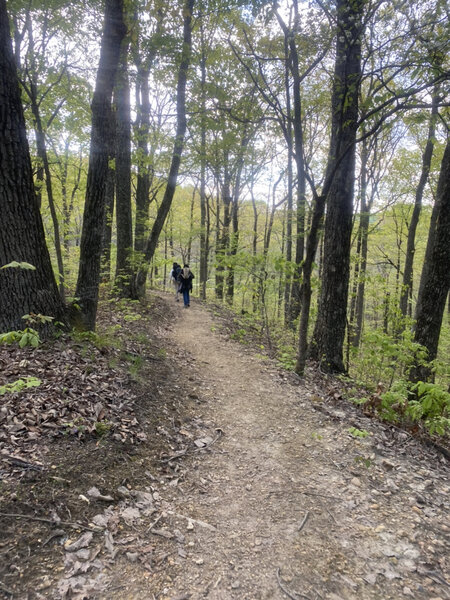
[410, 138, 450, 383]
[132, 4, 163, 257]
[74, 0, 126, 329]
[134, 0, 195, 299]
[399, 93, 439, 322]
[349, 120, 400, 348]
[309, 0, 365, 373]
[114, 34, 133, 296]
[275, 0, 311, 325]
[16, 8, 70, 301]
[101, 159, 116, 281]
[0, 0, 65, 333]
[198, 16, 208, 300]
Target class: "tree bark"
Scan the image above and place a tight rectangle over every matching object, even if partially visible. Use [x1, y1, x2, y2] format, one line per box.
[226, 132, 248, 305]
[410, 139, 450, 383]
[350, 136, 370, 348]
[0, 0, 65, 333]
[187, 184, 196, 264]
[74, 0, 126, 329]
[61, 144, 83, 269]
[251, 187, 259, 313]
[399, 93, 439, 322]
[215, 164, 231, 301]
[133, 8, 162, 256]
[134, 0, 195, 299]
[101, 160, 116, 282]
[286, 0, 306, 324]
[283, 47, 294, 326]
[21, 14, 66, 301]
[29, 91, 66, 302]
[134, 64, 151, 254]
[309, 0, 365, 373]
[199, 19, 208, 300]
[114, 36, 133, 296]
[226, 195, 239, 305]
[295, 191, 326, 375]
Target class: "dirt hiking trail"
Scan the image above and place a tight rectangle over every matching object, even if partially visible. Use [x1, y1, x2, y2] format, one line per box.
[2, 292, 448, 600]
[110, 293, 449, 600]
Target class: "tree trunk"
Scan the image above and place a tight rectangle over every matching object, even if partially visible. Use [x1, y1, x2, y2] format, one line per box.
[226, 132, 248, 305]
[187, 184, 196, 264]
[199, 19, 208, 300]
[399, 94, 439, 322]
[62, 145, 83, 269]
[410, 139, 450, 383]
[19, 15, 67, 300]
[283, 61, 294, 327]
[215, 165, 231, 301]
[134, 65, 151, 254]
[0, 0, 65, 333]
[295, 193, 326, 375]
[74, 0, 126, 329]
[350, 137, 370, 348]
[278, 205, 287, 319]
[309, 0, 365, 373]
[251, 188, 259, 313]
[286, 0, 306, 324]
[29, 88, 66, 302]
[101, 161, 115, 282]
[133, 7, 162, 255]
[114, 36, 133, 296]
[226, 195, 239, 305]
[133, 0, 194, 299]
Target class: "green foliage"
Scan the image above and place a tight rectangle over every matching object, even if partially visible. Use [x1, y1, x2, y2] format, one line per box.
[380, 380, 450, 436]
[351, 327, 427, 388]
[22, 313, 55, 326]
[278, 345, 296, 370]
[0, 376, 42, 395]
[113, 298, 144, 323]
[72, 328, 123, 351]
[230, 328, 247, 343]
[1, 261, 36, 270]
[408, 382, 450, 436]
[348, 427, 370, 439]
[0, 314, 57, 348]
[95, 421, 112, 437]
[123, 313, 142, 322]
[0, 328, 41, 348]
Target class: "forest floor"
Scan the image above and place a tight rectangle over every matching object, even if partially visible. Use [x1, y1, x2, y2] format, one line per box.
[0, 291, 449, 600]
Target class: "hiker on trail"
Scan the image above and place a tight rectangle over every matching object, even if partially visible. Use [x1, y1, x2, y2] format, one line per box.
[169, 262, 182, 301]
[179, 264, 194, 308]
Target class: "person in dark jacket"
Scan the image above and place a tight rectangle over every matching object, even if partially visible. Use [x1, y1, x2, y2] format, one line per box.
[169, 262, 181, 301]
[178, 264, 194, 307]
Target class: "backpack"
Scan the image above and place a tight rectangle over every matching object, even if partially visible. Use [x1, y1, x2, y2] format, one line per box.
[174, 265, 182, 281]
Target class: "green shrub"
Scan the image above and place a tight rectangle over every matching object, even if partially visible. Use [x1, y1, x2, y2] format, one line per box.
[351, 328, 427, 388]
[407, 382, 450, 436]
[348, 427, 370, 438]
[380, 380, 450, 436]
[0, 327, 40, 348]
[0, 376, 42, 395]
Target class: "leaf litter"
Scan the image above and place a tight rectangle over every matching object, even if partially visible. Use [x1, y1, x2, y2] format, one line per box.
[0, 295, 223, 598]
